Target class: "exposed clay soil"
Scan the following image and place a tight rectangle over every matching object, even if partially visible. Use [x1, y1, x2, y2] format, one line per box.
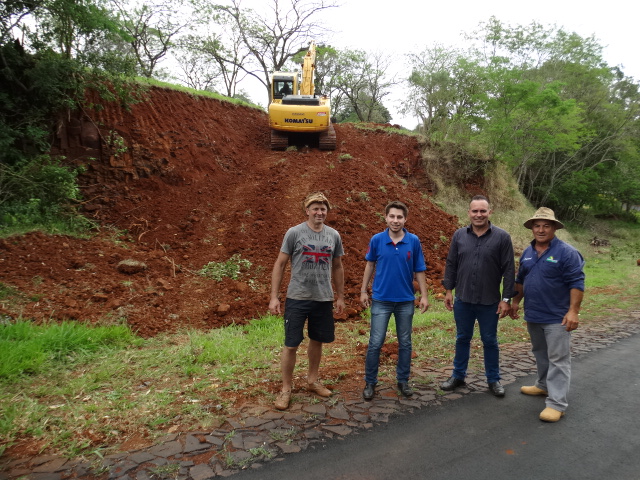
[0, 86, 486, 467]
[1, 86, 462, 336]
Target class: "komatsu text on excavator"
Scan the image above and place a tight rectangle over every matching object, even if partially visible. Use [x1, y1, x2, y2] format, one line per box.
[268, 41, 336, 150]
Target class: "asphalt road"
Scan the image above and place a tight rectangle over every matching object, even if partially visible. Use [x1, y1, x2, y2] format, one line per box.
[234, 332, 640, 480]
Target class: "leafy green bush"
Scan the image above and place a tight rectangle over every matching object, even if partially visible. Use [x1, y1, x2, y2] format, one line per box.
[0, 156, 94, 235]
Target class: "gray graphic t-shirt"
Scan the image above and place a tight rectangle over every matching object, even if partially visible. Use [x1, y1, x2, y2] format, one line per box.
[281, 222, 344, 302]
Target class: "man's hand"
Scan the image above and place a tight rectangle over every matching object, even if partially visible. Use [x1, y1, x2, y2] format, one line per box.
[335, 298, 345, 315]
[418, 297, 429, 314]
[444, 290, 454, 311]
[360, 292, 370, 308]
[497, 300, 510, 318]
[562, 310, 580, 331]
[508, 303, 520, 320]
[268, 298, 281, 315]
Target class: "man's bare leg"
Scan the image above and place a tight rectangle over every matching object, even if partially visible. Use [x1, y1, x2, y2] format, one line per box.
[307, 339, 323, 384]
[280, 346, 297, 392]
[274, 346, 298, 410]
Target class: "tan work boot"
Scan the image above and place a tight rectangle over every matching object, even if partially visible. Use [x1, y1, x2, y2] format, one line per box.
[520, 385, 548, 396]
[540, 407, 565, 422]
[274, 391, 291, 410]
[307, 381, 332, 397]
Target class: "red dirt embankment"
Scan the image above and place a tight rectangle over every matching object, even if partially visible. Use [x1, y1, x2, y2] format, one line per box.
[0, 87, 460, 336]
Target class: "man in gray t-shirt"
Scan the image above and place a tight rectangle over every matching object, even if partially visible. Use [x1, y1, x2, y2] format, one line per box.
[269, 192, 345, 410]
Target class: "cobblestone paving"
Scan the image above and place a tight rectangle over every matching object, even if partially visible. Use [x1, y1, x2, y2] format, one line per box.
[3, 312, 639, 480]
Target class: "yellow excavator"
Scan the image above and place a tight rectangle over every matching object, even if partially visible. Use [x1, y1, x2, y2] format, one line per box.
[268, 41, 336, 150]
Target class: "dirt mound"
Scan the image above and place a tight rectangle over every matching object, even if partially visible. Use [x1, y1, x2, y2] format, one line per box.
[0, 86, 459, 337]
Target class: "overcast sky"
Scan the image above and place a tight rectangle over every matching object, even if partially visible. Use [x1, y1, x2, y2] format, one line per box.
[240, 0, 639, 128]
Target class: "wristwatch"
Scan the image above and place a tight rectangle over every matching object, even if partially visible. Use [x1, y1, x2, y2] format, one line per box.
[502, 297, 511, 303]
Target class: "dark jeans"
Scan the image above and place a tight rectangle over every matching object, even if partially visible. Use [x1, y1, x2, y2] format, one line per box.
[452, 299, 501, 383]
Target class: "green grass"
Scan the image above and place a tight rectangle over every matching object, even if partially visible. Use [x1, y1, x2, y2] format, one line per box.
[187, 315, 283, 381]
[197, 254, 252, 281]
[411, 297, 456, 363]
[135, 77, 263, 111]
[0, 315, 285, 459]
[0, 213, 97, 239]
[580, 252, 640, 320]
[0, 320, 138, 381]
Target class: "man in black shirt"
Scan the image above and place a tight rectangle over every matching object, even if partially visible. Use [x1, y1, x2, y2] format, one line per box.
[440, 195, 515, 396]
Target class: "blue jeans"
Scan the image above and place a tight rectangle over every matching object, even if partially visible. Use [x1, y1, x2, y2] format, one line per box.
[452, 299, 501, 383]
[365, 300, 415, 384]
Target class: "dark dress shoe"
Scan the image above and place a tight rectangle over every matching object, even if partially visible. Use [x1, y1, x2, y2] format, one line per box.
[489, 381, 505, 397]
[440, 376, 466, 391]
[397, 382, 414, 397]
[363, 383, 376, 400]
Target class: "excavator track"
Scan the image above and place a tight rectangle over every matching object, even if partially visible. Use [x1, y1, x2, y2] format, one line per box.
[318, 124, 336, 150]
[270, 130, 289, 150]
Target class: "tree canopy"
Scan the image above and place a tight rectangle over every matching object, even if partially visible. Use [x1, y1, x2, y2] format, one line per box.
[404, 17, 640, 220]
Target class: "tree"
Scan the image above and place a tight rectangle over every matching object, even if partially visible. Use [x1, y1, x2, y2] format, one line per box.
[404, 45, 458, 134]
[405, 17, 640, 217]
[1, 0, 123, 165]
[206, 0, 338, 102]
[175, 34, 223, 92]
[404, 45, 489, 141]
[174, 17, 252, 98]
[110, 0, 192, 78]
[327, 49, 395, 122]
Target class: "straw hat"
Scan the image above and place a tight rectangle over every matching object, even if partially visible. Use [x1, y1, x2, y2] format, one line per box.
[303, 192, 331, 211]
[523, 207, 565, 229]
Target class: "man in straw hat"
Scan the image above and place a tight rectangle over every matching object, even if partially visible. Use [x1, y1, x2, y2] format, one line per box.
[510, 207, 585, 422]
[269, 192, 345, 410]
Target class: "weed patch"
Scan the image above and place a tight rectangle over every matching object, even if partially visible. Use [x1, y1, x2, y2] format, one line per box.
[198, 254, 252, 281]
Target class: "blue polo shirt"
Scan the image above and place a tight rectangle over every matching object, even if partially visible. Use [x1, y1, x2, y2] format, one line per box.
[516, 236, 585, 324]
[365, 228, 427, 302]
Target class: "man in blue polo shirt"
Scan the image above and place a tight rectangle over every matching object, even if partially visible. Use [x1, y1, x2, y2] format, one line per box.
[510, 207, 585, 422]
[360, 201, 429, 400]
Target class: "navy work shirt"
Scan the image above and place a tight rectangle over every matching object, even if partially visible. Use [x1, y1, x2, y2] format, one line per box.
[516, 236, 585, 324]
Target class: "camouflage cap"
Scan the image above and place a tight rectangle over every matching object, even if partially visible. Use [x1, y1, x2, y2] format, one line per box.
[523, 207, 565, 229]
[303, 192, 331, 211]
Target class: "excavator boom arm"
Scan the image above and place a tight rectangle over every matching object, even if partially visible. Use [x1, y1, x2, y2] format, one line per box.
[299, 41, 316, 96]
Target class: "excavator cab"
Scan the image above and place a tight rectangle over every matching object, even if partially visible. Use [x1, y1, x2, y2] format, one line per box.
[272, 75, 296, 100]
